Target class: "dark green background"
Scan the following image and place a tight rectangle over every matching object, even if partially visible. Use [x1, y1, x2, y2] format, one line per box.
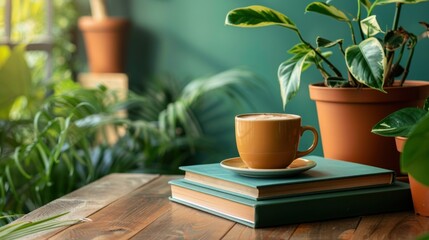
[78, 0, 429, 162]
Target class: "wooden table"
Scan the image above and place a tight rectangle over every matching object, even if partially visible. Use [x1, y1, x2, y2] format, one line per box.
[18, 174, 429, 239]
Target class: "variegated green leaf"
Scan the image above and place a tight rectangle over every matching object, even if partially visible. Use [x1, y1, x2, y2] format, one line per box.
[401, 113, 429, 185]
[305, 2, 350, 22]
[345, 37, 385, 91]
[374, 0, 429, 4]
[287, 43, 312, 54]
[225, 5, 297, 31]
[370, 0, 429, 13]
[278, 51, 314, 109]
[317, 37, 343, 48]
[371, 108, 427, 137]
[361, 15, 383, 36]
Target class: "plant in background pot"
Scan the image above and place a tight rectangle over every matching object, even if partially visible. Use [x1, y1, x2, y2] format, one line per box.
[78, 0, 129, 73]
[226, 0, 429, 173]
[372, 98, 429, 216]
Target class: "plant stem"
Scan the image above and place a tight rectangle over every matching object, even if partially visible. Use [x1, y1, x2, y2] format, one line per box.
[400, 45, 415, 86]
[296, 32, 343, 78]
[384, 3, 403, 86]
[347, 22, 357, 45]
[392, 3, 402, 31]
[356, 0, 365, 41]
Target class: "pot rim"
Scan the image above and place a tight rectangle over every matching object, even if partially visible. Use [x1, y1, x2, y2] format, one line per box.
[309, 80, 429, 103]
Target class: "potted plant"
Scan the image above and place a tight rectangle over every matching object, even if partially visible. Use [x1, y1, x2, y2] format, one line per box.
[225, 1, 429, 173]
[372, 99, 429, 216]
[78, 0, 129, 73]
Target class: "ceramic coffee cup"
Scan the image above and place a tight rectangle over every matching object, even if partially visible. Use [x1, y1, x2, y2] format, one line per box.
[235, 113, 318, 169]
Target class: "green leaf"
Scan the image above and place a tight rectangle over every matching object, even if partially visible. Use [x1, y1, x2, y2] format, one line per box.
[288, 43, 312, 54]
[278, 51, 314, 109]
[345, 37, 385, 91]
[305, 2, 350, 22]
[374, 0, 429, 4]
[371, 108, 427, 137]
[361, 15, 383, 37]
[384, 29, 407, 51]
[317, 37, 343, 48]
[401, 113, 429, 185]
[370, 0, 429, 14]
[225, 5, 297, 31]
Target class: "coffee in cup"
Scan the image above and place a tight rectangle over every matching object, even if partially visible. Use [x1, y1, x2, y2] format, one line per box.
[235, 113, 318, 169]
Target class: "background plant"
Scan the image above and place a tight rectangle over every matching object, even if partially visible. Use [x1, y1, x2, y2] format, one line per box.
[0, 45, 257, 219]
[226, 0, 429, 108]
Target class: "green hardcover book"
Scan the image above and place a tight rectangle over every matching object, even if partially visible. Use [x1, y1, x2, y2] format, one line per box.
[179, 155, 395, 200]
[169, 179, 412, 228]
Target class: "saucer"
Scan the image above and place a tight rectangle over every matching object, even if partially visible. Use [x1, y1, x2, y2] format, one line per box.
[220, 157, 317, 178]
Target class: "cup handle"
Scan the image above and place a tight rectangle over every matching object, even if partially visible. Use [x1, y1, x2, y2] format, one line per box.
[296, 126, 319, 158]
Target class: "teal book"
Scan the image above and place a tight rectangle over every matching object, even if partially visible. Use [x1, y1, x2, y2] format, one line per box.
[179, 155, 395, 200]
[169, 179, 412, 228]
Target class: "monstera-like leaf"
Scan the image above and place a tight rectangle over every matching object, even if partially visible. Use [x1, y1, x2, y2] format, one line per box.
[225, 5, 297, 32]
[345, 37, 385, 91]
[0, 45, 31, 119]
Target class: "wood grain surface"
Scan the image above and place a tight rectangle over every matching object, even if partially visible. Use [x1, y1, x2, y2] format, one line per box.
[16, 174, 429, 240]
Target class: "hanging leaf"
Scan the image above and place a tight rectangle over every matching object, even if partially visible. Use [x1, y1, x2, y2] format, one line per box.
[371, 108, 427, 137]
[361, 15, 383, 37]
[345, 37, 385, 91]
[225, 5, 297, 31]
[305, 2, 350, 22]
[278, 51, 314, 109]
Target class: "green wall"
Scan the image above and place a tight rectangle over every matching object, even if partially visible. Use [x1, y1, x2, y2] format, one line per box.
[107, 0, 429, 162]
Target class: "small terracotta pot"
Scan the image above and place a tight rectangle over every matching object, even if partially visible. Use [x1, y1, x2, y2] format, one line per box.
[309, 81, 429, 175]
[79, 16, 129, 73]
[395, 136, 429, 217]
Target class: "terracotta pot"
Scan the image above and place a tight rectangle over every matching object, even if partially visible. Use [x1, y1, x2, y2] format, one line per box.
[78, 16, 129, 73]
[309, 80, 429, 174]
[395, 136, 429, 217]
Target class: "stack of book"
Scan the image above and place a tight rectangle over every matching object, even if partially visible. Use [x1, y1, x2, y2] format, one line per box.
[169, 155, 413, 228]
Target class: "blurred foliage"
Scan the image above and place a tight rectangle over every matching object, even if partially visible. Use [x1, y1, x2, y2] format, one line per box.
[0, 45, 258, 219]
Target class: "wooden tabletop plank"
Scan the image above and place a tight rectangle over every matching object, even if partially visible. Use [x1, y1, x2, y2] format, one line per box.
[18, 173, 159, 239]
[351, 212, 429, 240]
[131, 202, 236, 240]
[47, 175, 181, 240]
[290, 217, 359, 239]
[221, 224, 298, 239]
